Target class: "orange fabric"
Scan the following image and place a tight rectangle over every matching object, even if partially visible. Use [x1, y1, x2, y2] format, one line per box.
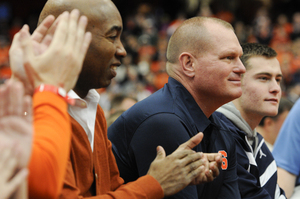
[28, 91, 72, 199]
[60, 105, 164, 199]
[153, 72, 169, 90]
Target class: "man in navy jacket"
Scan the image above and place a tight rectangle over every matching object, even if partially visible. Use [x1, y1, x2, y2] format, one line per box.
[109, 16, 245, 199]
[216, 43, 286, 199]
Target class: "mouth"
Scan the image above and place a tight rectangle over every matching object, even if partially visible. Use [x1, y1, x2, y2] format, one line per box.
[265, 98, 278, 103]
[110, 63, 121, 77]
[228, 74, 242, 82]
[228, 78, 242, 85]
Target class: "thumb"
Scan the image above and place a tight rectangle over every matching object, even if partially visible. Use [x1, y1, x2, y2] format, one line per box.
[155, 146, 166, 160]
[180, 132, 204, 150]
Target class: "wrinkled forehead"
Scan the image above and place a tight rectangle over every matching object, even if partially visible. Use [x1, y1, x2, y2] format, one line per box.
[205, 27, 242, 56]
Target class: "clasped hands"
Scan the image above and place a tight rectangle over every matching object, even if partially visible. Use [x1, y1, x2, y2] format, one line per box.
[147, 132, 222, 197]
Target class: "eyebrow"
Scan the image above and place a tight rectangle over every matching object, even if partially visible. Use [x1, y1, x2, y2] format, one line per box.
[107, 25, 122, 34]
[256, 72, 283, 78]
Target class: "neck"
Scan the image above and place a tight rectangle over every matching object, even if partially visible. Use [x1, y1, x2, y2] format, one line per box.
[176, 78, 220, 118]
[73, 87, 89, 99]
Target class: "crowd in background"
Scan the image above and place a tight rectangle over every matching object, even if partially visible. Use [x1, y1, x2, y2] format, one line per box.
[1, 0, 300, 117]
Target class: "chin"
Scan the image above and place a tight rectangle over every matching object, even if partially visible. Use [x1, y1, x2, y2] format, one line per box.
[229, 90, 243, 100]
[264, 110, 278, 117]
[101, 80, 112, 88]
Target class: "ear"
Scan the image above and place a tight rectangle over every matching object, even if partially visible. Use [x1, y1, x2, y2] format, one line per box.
[178, 52, 195, 78]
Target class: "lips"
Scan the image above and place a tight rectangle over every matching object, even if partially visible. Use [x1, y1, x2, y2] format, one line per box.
[228, 74, 242, 82]
[110, 62, 121, 77]
[265, 98, 278, 103]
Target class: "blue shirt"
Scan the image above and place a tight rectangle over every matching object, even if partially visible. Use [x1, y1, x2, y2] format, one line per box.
[108, 77, 240, 199]
[273, 98, 300, 186]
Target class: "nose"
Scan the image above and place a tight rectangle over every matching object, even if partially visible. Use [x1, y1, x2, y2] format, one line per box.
[116, 40, 127, 58]
[233, 58, 246, 74]
[270, 79, 281, 94]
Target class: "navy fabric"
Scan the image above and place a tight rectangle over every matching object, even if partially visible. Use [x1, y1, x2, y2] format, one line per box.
[108, 77, 240, 199]
[216, 112, 286, 199]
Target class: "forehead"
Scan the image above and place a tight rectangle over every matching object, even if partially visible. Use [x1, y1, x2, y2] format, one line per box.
[86, 1, 122, 33]
[205, 24, 242, 56]
[246, 56, 282, 75]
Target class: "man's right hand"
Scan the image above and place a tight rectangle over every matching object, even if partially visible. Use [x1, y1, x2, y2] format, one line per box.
[147, 132, 221, 197]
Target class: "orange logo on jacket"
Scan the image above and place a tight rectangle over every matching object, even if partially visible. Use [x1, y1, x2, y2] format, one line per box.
[218, 150, 228, 170]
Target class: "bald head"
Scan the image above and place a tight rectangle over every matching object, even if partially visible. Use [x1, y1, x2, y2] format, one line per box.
[38, 0, 125, 97]
[166, 17, 234, 65]
[39, 0, 117, 30]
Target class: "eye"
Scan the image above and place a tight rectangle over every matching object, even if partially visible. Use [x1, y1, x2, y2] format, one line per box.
[258, 76, 269, 81]
[226, 56, 234, 60]
[109, 35, 117, 40]
[276, 77, 282, 83]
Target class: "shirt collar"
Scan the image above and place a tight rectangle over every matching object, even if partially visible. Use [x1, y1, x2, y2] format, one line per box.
[168, 77, 212, 132]
[68, 89, 101, 108]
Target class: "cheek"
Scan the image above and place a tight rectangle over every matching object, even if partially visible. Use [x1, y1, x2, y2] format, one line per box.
[241, 85, 261, 104]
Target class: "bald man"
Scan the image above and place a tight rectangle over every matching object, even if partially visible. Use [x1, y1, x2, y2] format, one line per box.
[37, 1, 222, 199]
[109, 17, 245, 199]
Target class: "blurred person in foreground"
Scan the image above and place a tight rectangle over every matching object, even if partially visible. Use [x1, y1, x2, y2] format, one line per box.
[0, 81, 31, 199]
[257, 97, 294, 151]
[7, 9, 91, 198]
[216, 43, 286, 198]
[273, 99, 300, 198]
[109, 16, 246, 199]
[38, 0, 223, 198]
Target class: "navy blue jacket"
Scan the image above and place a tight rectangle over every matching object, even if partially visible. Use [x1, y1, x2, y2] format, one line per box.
[216, 111, 286, 199]
[108, 77, 240, 199]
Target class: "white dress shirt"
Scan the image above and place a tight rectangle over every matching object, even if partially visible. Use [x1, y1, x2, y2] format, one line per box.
[68, 89, 100, 152]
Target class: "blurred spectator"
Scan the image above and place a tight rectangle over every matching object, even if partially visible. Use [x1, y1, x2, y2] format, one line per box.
[286, 83, 300, 103]
[270, 14, 292, 47]
[234, 21, 249, 44]
[291, 12, 300, 41]
[107, 94, 137, 127]
[253, 7, 273, 45]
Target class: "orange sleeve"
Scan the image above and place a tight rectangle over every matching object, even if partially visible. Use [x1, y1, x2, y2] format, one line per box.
[28, 91, 72, 199]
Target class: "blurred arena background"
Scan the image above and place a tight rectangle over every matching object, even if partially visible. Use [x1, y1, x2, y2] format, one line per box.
[1, 0, 300, 117]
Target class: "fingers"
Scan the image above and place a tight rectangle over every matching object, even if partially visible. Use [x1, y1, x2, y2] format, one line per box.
[20, 25, 34, 65]
[81, 31, 92, 58]
[36, 15, 63, 54]
[7, 80, 25, 116]
[177, 132, 203, 151]
[0, 144, 18, 180]
[49, 11, 69, 50]
[74, 15, 90, 54]
[209, 161, 220, 178]
[0, 83, 9, 117]
[9, 31, 25, 79]
[31, 15, 55, 43]
[5, 168, 28, 198]
[69, 10, 91, 68]
[66, 9, 80, 50]
[206, 153, 222, 162]
[9, 32, 21, 57]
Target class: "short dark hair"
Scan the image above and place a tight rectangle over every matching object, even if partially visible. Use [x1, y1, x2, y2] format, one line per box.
[259, 97, 294, 126]
[110, 94, 137, 111]
[240, 43, 277, 70]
